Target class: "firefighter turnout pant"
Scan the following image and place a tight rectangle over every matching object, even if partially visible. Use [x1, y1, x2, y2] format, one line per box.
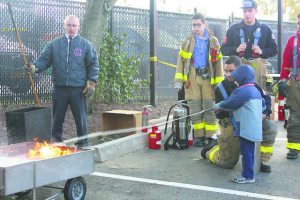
[242, 58, 272, 92]
[206, 122, 240, 169]
[207, 119, 277, 168]
[286, 78, 300, 151]
[261, 119, 278, 162]
[185, 68, 218, 138]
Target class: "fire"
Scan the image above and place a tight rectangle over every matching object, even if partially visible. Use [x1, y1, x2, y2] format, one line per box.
[27, 141, 77, 159]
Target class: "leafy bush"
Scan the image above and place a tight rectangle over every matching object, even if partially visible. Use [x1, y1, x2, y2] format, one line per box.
[90, 32, 148, 107]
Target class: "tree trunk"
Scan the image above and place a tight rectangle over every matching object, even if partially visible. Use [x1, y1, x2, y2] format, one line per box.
[81, 0, 117, 50]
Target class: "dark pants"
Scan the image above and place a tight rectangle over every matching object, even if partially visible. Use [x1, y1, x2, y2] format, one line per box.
[52, 86, 88, 144]
[240, 137, 255, 179]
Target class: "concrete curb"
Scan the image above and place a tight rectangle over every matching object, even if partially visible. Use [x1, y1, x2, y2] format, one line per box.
[92, 116, 169, 163]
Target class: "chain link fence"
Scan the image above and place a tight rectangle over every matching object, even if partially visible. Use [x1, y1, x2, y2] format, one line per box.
[0, 0, 297, 105]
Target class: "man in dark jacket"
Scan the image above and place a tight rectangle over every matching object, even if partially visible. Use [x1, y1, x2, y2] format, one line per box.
[221, 0, 278, 92]
[202, 56, 277, 172]
[24, 15, 99, 147]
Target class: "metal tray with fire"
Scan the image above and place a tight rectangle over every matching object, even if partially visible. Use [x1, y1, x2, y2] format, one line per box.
[0, 142, 94, 200]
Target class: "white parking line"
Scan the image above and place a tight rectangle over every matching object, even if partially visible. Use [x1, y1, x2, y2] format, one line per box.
[92, 172, 298, 200]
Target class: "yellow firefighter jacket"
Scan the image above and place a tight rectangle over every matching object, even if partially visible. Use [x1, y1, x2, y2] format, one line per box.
[174, 31, 223, 85]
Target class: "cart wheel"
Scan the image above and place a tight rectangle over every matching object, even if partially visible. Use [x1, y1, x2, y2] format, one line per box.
[64, 177, 87, 200]
[15, 189, 32, 197]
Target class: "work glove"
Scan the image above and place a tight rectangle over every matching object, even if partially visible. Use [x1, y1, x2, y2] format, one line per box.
[82, 80, 96, 98]
[278, 79, 287, 97]
[23, 64, 36, 73]
[174, 82, 183, 91]
[265, 82, 272, 93]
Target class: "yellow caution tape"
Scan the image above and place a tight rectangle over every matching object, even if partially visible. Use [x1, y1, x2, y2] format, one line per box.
[149, 56, 177, 68]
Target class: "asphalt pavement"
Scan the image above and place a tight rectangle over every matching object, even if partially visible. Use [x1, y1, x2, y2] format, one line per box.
[1, 121, 300, 200]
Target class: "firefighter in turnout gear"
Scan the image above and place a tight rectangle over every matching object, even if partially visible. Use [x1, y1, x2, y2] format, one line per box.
[221, 0, 278, 92]
[174, 13, 223, 147]
[202, 56, 278, 172]
[278, 14, 300, 159]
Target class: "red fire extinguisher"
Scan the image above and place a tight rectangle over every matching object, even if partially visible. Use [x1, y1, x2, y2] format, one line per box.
[278, 94, 285, 121]
[148, 125, 161, 149]
[142, 105, 152, 133]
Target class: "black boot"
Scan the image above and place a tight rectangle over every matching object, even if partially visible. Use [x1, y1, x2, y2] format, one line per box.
[286, 150, 298, 159]
[201, 139, 218, 159]
[194, 137, 206, 147]
[260, 162, 271, 172]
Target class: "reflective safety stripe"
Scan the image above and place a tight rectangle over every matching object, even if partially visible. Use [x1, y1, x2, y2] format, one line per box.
[287, 142, 300, 151]
[210, 76, 224, 85]
[260, 145, 273, 153]
[292, 35, 298, 79]
[175, 73, 187, 81]
[266, 78, 273, 83]
[214, 76, 223, 84]
[179, 49, 192, 59]
[209, 145, 219, 163]
[216, 52, 222, 61]
[193, 122, 205, 130]
[205, 123, 219, 131]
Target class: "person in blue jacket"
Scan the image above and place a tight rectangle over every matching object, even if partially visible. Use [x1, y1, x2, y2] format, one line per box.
[213, 64, 262, 184]
[24, 15, 99, 147]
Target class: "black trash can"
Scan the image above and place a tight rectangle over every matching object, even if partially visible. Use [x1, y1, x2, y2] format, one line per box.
[5, 107, 52, 144]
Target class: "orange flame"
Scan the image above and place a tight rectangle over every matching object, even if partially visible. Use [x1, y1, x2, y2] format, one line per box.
[27, 141, 77, 159]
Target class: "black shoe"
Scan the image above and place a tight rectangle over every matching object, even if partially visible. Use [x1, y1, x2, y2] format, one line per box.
[283, 120, 288, 129]
[201, 139, 218, 159]
[194, 137, 206, 147]
[260, 162, 271, 172]
[286, 150, 298, 159]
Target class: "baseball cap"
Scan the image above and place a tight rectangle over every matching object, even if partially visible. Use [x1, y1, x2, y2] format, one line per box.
[241, 0, 257, 9]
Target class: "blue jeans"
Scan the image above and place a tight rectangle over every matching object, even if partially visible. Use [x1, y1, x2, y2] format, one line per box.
[240, 137, 255, 179]
[52, 86, 88, 144]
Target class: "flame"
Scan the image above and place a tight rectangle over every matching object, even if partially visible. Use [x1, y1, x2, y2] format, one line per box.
[27, 141, 77, 159]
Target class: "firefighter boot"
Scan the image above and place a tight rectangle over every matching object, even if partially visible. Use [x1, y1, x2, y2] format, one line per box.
[201, 138, 218, 159]
[260, 162, 271, 172]
[286, 150, 299, 159]
[194, 137, 206, 147]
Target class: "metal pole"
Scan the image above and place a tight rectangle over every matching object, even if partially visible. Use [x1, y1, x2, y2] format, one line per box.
[277, 0, 282, 74]
[150, 0, 157, 106]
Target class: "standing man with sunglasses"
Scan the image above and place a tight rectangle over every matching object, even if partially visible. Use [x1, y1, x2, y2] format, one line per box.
[174, 13, 224, 147]
[221, 0, 278, 92]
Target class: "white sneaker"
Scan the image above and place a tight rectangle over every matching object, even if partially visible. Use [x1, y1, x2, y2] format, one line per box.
[233, 175, 255, 184]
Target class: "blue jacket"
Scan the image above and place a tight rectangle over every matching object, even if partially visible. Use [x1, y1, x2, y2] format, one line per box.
[216, 65, 262, 141]
[35, 35, 99, 87]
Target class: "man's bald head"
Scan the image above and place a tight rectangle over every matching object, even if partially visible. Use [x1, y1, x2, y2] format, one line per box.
[64, 15, 80, 37]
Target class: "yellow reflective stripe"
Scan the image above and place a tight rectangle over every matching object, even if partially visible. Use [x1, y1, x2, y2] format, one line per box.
[214, 76, 224, 84]
[287, 142, 300, 151]
[205, 123, 218, 131]
[175, 73, 184, 80]
[266, 79, 273, 83]
[215, 52, 222, 61]
[193, 122, 205, 130]
[174, 73, 187, 81]
[210, 76, 224, 85]
[179, 49, 192, 59]
[209, 145, 219, 163]
[260, 145, 273, 153]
